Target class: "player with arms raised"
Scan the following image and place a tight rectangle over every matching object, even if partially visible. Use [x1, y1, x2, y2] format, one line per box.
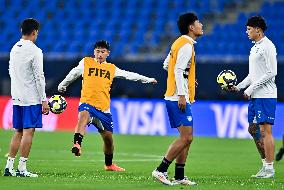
[58, 40, 157, 171]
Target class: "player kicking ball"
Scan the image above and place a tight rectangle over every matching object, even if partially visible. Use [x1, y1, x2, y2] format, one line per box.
[58, 40, 157, 171]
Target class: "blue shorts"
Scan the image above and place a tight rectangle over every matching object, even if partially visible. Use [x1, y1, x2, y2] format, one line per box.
[13, 104, 43, 129]
[248, 98, 277, 125]
[78, 103, 113, 132]
[165, 100, 193, 128]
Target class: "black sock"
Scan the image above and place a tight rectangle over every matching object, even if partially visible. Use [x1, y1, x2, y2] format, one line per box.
[156, 157, 172, 173]
[175, 163, 185, 180]
[74, 133, 84, 145]
[105, 154, 113, 166]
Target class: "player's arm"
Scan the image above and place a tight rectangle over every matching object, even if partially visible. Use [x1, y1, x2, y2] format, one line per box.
[175, 44, 192, 111]
[32, 48, 49, 114]
[234, 75, 252, 91]
[114, 67, 157, 84]
[244, 45, 277, 96]
[163, 52, 170, 71]
[58, 59, 84, 93]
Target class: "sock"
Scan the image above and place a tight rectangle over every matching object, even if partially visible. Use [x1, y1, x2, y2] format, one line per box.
[105, 154, 113, 166]
[266, 162, 274, 170]
[261, 158, 266, 167]
[174, 163, 185, 180]
[74, 133, 84, 145]
[5, 157, 15, 169]
[18, 157, 28, 172]
[156, 157, 172, 173]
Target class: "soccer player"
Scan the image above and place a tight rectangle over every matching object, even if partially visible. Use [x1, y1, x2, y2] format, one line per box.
[230, 16, 277, 178]
[275, 135, 284, 161]
[3, 18, 50, 177]
[152, 12, 203, 185]
[58, 40, 157, 171]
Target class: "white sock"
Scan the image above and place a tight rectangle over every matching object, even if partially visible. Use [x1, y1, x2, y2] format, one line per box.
[18, 157, 28, 172]
[265, 162, 274, 170]
[261, 158, 266, 167]
[5, 157, 15, 169]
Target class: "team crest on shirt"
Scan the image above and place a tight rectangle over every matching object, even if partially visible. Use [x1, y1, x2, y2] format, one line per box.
[187, 116, 192, 122]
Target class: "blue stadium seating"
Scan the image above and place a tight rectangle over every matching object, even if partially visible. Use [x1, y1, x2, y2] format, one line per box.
[0, 0, 283, 57]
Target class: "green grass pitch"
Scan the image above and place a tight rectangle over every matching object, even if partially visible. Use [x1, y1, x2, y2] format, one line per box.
[0, 130, 284, 190]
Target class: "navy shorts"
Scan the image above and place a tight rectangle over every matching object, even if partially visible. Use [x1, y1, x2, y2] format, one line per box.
[13, 104, 43, 129]
[165, 100, 193, 128]
[78, 103, 113, 132]
[248, 98, 277, 125]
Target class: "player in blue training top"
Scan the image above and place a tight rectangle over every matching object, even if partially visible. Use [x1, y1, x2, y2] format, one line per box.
[230, 16, 277, 179]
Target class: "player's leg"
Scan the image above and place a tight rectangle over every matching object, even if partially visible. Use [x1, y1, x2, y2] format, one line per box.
[153, 127, 192, 185]
[4, 105, 23, 176]
[90, 109, 125, 172]
[72, 110, 91, 156]
[276, 134, 284, 161]
[153, 100, 194, 185]
[17, 128, 36, 176]
[99, 130, 124, 172]
[4, 129, 23, 176]
[171, 127, 196, 185]
[258, 123, 275, 178]
[255, 98, 276, 178]
[247, 99, 267, 178]
[16, 104, 42, 177]
[248, 123, 265, 160]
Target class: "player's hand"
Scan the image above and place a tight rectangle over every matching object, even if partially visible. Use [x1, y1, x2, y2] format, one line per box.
[178, 95, 186, 111]
[151, 78, 158, 84]
[228, 85, 239, 92]
[58, 84, 67, 93]
[42, 101, 50, 115]
[243, 93, 250, 99]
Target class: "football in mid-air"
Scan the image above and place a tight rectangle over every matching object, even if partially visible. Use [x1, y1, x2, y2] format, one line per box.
[48, 95, 67, 114]
[217, 70, 237, 90]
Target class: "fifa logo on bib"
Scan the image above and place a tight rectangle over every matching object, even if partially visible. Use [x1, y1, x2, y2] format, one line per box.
[88, 68, 111, 79]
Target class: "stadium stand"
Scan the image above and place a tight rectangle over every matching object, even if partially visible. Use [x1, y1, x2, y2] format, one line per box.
[2, 0, 282, 60]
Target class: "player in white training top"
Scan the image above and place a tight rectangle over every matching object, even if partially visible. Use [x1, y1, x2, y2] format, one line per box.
[4, 18, 50, 178]
[230, 16, 277, 179]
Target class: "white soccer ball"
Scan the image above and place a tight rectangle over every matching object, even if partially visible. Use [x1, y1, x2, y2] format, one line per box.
[48, 95, 67, 114]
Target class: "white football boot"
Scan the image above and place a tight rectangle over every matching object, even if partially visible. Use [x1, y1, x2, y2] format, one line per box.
[172, 176, 197, 186]
[16, 169, 38, 177]
[251, 166, 266, 178]
[152, 169, 173, 185]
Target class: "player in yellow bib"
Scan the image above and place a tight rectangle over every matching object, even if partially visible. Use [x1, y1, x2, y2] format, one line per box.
[58, 40, 157, 171]
[152, 13, 203, 185]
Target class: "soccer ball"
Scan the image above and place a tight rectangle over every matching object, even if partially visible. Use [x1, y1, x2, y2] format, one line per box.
[217, 70, 237, 90]
[48, 95, 67, 114]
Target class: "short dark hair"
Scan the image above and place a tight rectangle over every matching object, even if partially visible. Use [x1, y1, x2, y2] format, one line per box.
[246, 16, 267, 31]
[21, 18, 40, 35]
[94, 40, 110, 50]
[177, 12, 198, 35]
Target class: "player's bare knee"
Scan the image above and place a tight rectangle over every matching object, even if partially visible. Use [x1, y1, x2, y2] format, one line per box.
[23, 128, 35, 136]
[248, 123, 257, 136]
[181, 135, 193, 145]
[260, 128, 266, 138]
[15, 129, 23, 135]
